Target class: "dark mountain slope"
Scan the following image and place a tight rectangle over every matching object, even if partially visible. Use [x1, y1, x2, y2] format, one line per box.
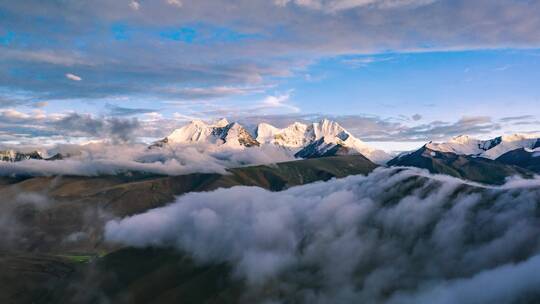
[496, 148, 540, 173]
[0, 155, 377, 253]
[294, 137, 352, 158]
[50, 247, 242, 304]
[0, 155, 377, 303]
[387, 146, 533, 185]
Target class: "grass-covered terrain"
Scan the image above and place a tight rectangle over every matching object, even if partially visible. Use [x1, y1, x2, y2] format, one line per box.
[0, 155, 377, 304]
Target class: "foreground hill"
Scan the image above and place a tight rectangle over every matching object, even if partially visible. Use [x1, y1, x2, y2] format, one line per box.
[0, 155, 377, 303]
[7, 167, 540, 304]
[0, 155, 377, 253]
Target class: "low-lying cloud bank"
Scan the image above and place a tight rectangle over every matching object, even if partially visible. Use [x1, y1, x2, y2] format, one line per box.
[0, 143, 294, 176]
[105, 167, 540, 303]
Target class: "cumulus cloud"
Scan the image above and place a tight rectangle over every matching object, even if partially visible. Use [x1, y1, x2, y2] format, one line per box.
[105, 167, 540, 303]
[65, 73, 82, 81]
[0, 110, 149, 144]
[53, 113, 141, 143]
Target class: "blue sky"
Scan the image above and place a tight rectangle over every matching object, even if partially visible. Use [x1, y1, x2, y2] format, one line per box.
[1, 0, 540, 150]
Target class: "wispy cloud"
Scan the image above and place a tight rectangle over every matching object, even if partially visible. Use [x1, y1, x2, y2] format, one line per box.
[341, 56, 394, 68]
[276, 0, 438, 12]
[105, 103, 157, 116]
[256, 92, 300, 113]
[65, 73, 82, 81]
[164, 85, 269, 101]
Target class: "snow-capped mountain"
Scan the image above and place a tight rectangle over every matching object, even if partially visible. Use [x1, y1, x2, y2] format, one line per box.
[255, 122, 311, 147]
[0, 150, 44, 162]
[426, 134, 540, 159]
[288, 119, 390, 163]
[0, 150, 63, 162]
[386, 133, 540, 182]
[152, 118, 390, 163]
[150, 118, 259, 149]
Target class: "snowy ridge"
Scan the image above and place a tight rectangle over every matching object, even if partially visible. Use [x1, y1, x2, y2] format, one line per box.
[426, 134, 540, 159]
[0, 150, 63, 162]
[256, 122, 311, 147]
[153, 118, 390, 163]
[153, 118, 259, 149]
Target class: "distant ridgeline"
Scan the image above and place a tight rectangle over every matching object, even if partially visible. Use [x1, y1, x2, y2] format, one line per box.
[388, 134, 540, 184]
[0, 150, 63, 162]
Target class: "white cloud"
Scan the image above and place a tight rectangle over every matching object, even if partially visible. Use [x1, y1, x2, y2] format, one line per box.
[166, 0, 183, 8]
[143, 112, 163, 121]
[2, 49, 90, 66]
[277, 0, 438, 12]
[1, 109, 31, 120]
[65, 73, 82, 81]
[388, 254, 540, 304]
[341, 56, 394, 68]
[258, 92, 300, 113]
[105, 167, 540, 302]
[0, 142, 295, 177]
[129, 0, 140, 10]
[274, 0, 291, 7]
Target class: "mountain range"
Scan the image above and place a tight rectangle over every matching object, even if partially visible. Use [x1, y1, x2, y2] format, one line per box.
[147, 119, 540, 183]
[0, 150, 63, 162]
[1, 118, 540, 184]
[389, 134, 540, 184]
[149, 118, 391, 163]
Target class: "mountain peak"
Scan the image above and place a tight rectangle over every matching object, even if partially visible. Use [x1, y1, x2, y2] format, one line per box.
[189, 119, 208, 126]
[449, 135, 474, 143]
[214, 118, 229, 127]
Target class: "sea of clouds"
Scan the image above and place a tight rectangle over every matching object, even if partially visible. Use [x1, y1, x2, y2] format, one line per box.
[0, 142, 295, 176]
[105, 167, 540, 304]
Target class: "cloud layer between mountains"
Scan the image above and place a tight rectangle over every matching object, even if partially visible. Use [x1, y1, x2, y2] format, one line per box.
[0, 143, 294, 176]
[105, 167, 540, 304]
